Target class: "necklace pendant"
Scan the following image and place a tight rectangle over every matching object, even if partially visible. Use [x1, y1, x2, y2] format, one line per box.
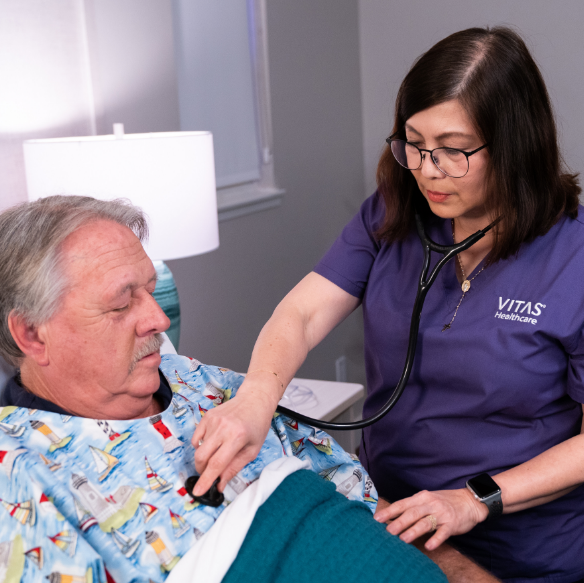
[441, 324, 451, 332]
[461, 280, 471, 293]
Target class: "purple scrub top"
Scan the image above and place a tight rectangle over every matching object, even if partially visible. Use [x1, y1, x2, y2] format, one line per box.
[315, 192, 584, 583]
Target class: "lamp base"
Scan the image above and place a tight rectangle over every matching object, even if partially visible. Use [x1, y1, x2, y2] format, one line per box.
[153, 261, 181, 350]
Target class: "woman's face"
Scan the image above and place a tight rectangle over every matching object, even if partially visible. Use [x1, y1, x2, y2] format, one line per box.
[405, 99, 490, 226]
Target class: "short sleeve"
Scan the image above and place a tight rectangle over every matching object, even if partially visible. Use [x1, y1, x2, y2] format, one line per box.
[314, 192, 385, 299]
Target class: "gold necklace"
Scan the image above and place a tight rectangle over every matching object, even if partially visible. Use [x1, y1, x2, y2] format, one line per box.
[442, 220, 486, 332]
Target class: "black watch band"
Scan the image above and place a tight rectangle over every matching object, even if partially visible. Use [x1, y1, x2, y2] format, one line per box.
[466, 473, 503, 520]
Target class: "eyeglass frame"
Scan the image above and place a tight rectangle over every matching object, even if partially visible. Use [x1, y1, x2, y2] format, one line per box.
[386, 134, 488, 178]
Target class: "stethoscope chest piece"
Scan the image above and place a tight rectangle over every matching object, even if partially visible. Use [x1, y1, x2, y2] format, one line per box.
[185, 475, 225, 507]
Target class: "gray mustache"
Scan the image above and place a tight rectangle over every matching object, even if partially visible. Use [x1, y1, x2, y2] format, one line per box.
[129, 333, 163, 373]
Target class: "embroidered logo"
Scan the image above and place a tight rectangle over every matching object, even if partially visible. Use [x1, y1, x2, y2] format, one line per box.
[494, 297, 546, 325]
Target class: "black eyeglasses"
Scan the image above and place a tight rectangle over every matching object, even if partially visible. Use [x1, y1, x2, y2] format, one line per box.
[386, 136, 488, 178]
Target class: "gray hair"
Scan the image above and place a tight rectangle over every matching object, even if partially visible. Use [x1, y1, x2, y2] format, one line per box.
[0, 195, 148, 366]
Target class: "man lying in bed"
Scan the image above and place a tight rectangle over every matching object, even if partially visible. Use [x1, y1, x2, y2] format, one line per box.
[0, 196, 494, 583]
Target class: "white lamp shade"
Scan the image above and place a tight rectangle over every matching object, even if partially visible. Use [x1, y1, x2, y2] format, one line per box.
[23, 131, 219, 261]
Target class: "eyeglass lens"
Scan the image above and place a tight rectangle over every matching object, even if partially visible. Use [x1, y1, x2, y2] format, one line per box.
[390, 140, 469, 178]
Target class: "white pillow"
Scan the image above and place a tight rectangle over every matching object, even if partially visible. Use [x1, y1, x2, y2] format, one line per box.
[160, 332, 177, 355]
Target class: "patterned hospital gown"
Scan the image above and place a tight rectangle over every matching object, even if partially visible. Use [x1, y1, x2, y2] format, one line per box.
[0, 354, 377, 583]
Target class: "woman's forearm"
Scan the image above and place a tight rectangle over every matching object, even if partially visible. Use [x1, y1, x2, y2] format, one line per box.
[241, 272, 360, 409]
[243, 301, 312, 409]
[494, 429, 584, 514]
[500, 486, 578, 514]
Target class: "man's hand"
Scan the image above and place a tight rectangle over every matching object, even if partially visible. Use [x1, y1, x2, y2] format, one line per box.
[374, 488, 488, 551]
[191, 373, 279, 496]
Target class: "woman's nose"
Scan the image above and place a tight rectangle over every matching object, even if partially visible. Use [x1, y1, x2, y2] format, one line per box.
[420, 152, 444, 179]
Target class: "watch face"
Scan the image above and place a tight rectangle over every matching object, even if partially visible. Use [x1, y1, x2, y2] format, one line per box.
[468, 473, 500, 498]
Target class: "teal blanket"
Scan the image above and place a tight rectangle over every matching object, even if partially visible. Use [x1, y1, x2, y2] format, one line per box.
[224, 470, 447, 583]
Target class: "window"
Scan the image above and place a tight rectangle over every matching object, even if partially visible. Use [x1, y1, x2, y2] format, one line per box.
[172, 0, 283, 221]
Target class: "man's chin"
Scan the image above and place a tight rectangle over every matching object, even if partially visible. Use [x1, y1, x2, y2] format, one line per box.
[127, 354, 162, 396]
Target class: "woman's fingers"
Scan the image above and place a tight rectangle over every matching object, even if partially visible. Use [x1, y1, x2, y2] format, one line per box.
[190, 383, 276, 497]
[376, 488, 486, 549]
[425, 526, 451, 551]
[195, 439, 256, 496]
[216, 446, 261, 491]
[193, 439, 254, 496]
[191, 408, 256, 495]
[374, 497, 391, 515]
[376, 491, 430, 526]
[396, 513, 433, 542]
[386, 504, 434, 537]
[374, 503, 394, 523]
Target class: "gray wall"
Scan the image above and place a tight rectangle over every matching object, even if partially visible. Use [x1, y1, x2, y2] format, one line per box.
[84, 0, 181, 136]
[359, 0, 584, 196]
[0, 0, 95, 212]
[170, 0, 367, 382]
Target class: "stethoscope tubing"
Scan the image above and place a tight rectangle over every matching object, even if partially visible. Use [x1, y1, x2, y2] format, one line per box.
[275, 212, 499, 431]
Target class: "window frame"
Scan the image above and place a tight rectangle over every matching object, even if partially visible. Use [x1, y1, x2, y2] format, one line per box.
[215, 0, 284, 222]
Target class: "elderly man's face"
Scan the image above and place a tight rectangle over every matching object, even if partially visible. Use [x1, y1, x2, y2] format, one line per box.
[39, 220, 170, 417]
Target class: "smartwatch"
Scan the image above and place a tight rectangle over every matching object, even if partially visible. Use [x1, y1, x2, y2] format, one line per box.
[466, 473, 503, 520]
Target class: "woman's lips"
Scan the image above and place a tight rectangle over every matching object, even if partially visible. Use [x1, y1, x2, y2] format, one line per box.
[426, 190, 452, 203]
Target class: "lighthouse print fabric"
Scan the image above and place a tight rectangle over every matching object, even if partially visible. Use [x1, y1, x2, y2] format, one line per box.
[0, 354, 377, 583]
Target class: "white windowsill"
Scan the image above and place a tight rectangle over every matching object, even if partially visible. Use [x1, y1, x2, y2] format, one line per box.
[217, 182, 285, 222]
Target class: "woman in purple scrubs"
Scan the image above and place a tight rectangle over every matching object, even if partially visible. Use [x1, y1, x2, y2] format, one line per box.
[194, 27, 584, 582]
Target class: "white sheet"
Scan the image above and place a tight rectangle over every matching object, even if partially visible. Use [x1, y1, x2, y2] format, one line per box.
[166, 456, 308, 583]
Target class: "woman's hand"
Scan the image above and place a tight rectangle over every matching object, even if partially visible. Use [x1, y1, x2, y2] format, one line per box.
[374, 488, 488, 551]
[191, 372, 280, 496]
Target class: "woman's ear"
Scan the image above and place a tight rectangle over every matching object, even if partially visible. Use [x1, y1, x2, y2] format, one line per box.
[7, 312, 49, 366]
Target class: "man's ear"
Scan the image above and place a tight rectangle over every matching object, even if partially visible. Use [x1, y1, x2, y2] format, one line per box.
[7, 312, 49, 366]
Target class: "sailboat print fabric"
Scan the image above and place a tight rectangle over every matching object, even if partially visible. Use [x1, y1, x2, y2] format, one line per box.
[0, 354, 377, 583]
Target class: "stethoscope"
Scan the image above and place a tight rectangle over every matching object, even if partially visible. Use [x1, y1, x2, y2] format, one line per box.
[275, 209, 499, 431]
[186, 209, 499, 506]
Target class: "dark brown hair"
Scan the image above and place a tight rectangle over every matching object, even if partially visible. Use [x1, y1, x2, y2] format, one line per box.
[376, 26, 580, 262]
